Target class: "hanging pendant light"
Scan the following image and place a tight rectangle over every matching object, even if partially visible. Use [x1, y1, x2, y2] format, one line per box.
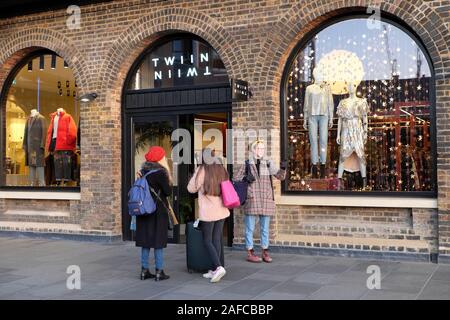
[27, 60, 32, 72]
[64, 60, 68, 68]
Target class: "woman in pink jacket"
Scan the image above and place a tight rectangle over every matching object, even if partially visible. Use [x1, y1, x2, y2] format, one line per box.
[187, 149, 230, 283]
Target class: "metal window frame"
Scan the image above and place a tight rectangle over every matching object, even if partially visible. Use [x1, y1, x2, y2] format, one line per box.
[0, 48, 80, 192]
[280, 11, 437, 198]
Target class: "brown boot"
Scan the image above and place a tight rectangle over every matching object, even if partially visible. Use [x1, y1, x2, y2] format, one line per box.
[247, 249, 262, 263]
[262, 249, 273, 263]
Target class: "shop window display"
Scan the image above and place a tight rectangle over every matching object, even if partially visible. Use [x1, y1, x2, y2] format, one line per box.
[284, 18, 434, 192]
[2, 53, 80, 187]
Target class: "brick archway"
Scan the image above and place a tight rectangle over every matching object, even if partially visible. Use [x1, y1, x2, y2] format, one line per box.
[0, 28, 92, 94]
[253, 1, 448, 103]
[97, 7, 248, 98]
[81, 8, 249, 234]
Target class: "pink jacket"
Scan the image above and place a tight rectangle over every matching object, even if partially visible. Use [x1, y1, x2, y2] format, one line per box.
[187, 166, 230, 222]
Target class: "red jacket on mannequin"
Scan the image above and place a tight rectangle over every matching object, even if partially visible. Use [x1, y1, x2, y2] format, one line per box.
[46, 110, 77, 151]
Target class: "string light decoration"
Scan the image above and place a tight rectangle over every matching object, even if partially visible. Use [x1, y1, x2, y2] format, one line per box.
[285, 18, 433, 192]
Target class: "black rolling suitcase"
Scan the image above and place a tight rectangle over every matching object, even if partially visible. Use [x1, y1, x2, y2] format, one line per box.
[186, 221, 224, 273]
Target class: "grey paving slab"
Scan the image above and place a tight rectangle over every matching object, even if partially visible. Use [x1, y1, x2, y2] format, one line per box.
[378, 272, 430, 292]
[0, 283, 30, 298]
[265, 281, 322, 296]
[185, 277, 236, 288]
[163, 271, 201, 283]
[7, 269, 67, 286]
[361, 290, 418, 300]
[430, 266, 450, 282]
[152, 292, 204, 300]
[101, 282, 177, 300]
[15, 281, 70, 299]
[204, 292, 254, 300]
[218, 279, 279, 296]
[292, 272, 335, 285]
[349, 260, 401, 273]
[247, 271, 293, 282]
[329, 270, 376, 285]
[1, 291, 41, 300]
[284, 257, 320, 267]
[217, 265, 261, 281]
[253, 291, 309, 300]
[69, 278, 145, 297]
[308, 284, 368, 300]
[167, 283, 226, 297]
[51, 291, 103, 300]
[417, 280, 450, 300]
[257, 264, 314, 276]
[306, 262, 353, 275]
[393, 263, 438, 275]
[0, 273, 27, 284]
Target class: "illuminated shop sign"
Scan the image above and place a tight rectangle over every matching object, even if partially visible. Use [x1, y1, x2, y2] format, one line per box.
[152, 52, 212, 80]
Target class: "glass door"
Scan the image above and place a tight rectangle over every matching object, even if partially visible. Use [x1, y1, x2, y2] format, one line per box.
[175, 113, 230, 244]
[124, 114, 180, 243]
[192, 113, 231, 245]
[122, 111, 233, 245]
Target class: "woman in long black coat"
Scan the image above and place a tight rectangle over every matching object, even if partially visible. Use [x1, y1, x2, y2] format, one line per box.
[136, 146, 172, 281]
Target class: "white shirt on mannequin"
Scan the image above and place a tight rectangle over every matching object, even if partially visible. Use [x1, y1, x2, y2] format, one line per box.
[52, 108, 64, 139]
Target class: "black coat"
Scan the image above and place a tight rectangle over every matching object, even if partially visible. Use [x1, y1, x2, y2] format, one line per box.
[23, 114, 47, 167]
[135, 162, 171, 249]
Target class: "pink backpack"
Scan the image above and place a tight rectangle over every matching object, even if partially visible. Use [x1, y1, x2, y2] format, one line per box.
[220, 180, 241, 209]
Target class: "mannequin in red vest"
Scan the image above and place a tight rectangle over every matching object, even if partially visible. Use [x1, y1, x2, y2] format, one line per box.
[46, 108, 77, 185]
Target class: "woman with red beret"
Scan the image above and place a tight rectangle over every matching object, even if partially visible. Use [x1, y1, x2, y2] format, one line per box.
[136, 146, 172, 281]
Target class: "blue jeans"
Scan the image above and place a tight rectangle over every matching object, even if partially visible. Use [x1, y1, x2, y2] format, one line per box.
[308, 115, 329, 165]
[141, 247, 164, 270]
[244, 215, 270, 250]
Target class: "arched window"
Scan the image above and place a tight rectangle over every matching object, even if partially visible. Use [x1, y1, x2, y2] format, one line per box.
[1, 50, 80, 188]
[128, 35, 228, 90]
[282, 17, 435, 193]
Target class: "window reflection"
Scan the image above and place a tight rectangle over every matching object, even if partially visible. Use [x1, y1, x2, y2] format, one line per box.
[285, 19, 433, 192]
[3, 53, 80, 187]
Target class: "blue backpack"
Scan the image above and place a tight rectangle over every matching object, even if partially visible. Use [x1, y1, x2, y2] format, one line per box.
[127, 170, 160, 216]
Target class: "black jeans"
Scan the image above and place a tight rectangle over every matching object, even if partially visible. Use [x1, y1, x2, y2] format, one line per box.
[54, 151, 73, 181]
[200, 219, 225, 271]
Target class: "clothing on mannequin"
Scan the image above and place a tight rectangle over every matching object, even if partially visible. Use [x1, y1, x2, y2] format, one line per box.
[23, 109, 46, 186]
[303, 69, 334, 178]
[46, 108, 77, 184]
[336, 82, 369, 187]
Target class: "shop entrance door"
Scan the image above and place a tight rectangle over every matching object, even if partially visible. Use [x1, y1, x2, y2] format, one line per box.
[122, 111, 233, 245]
[123, 114, 180, 243]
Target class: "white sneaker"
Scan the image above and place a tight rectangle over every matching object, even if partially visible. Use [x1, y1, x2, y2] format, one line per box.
[210, 266, 226, 283]
[203, 270, 214, 279]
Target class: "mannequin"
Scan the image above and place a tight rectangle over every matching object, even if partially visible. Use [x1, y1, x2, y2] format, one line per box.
[46, 107, 77, 185]
[336, 82, 369, 189]
[303, 68, 334, 178]
[23, 108, 47, 186]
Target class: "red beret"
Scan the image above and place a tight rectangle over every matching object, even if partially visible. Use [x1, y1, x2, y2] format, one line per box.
[145, 146, 165, 162]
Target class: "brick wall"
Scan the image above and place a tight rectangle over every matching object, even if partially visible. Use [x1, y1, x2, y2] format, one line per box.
[0, 0, 448, 259]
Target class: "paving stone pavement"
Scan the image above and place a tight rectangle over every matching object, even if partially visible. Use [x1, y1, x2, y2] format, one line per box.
[0, 237, 449, 300]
